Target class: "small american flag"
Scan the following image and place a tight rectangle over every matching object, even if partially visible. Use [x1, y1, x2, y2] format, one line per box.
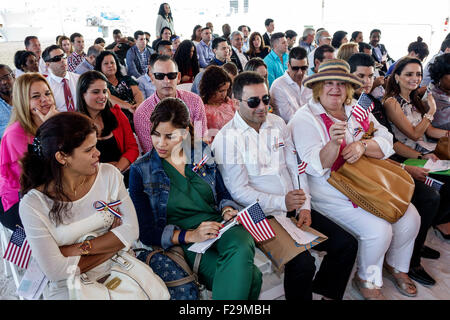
[352, 93, 374, 122]
[192, 155, 209, 172]
[3, 226, 32, 269]
[237, 203, 275, 242]
[425, 176, 444, 191]
[298, 161, 308, 175]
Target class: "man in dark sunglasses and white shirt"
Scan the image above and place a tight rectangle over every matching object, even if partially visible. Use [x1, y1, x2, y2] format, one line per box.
[43, 45, 80, 112]
[269, 47, 312, 123]
[212, 71, 358, 301]
[134, 55, 208, 153]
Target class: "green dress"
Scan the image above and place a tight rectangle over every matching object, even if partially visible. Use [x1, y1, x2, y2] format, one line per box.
[162, 160, 262, 300]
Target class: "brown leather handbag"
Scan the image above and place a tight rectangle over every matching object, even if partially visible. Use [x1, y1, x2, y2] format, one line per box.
[327, 156, 415, 223]
[434, 137, 449, 160]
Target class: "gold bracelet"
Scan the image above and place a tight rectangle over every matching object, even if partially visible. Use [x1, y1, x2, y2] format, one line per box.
[79, 240, 92, 256]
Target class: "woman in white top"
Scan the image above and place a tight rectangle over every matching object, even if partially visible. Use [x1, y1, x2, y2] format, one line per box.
[155, 3, 175, 39]
[289, 59, 420, 300]
[19, 112, 161, 300]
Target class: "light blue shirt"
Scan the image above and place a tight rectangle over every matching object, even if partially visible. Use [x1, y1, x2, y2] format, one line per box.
[0, 97, 12, 139]
[137, 74, 156, 99]
[196, 40, 215, 68]
[264, 50, 289, 88]
[74, 59, 94, 75]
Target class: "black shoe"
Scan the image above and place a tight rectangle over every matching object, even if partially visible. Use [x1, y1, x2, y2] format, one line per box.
[408, 265, 436, 286]
[420, 246, 440, 259]
[434, 227, 450, 240]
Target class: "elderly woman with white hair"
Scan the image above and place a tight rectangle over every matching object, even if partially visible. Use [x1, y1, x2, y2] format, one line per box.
[288, 59, 421, 300]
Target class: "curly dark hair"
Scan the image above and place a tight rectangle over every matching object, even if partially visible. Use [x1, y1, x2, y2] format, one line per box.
[199, 65, 232, 104]
[173, 40, 200, 80]
[429, 53, 450, 85]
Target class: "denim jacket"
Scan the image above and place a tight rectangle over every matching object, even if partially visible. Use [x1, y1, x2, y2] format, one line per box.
[129, 141, 241, 249]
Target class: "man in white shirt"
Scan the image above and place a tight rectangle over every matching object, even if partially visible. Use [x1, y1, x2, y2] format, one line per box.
[270, 47, 312, 123]
[212, 71, 358, 300]
[24, 36, 48, 76]
[307, 29, 332, 68]
[43, 45, 80, 112]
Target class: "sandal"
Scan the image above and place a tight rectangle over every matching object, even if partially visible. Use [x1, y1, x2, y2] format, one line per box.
[352, 274, 386, 300]
[383, 264, 417, 297]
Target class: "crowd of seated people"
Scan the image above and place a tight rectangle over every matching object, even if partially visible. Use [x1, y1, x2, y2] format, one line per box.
[1, 2, 449, 301]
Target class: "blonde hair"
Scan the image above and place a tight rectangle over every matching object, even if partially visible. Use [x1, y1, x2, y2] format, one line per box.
[312, 81, 354, 106]
[9, 73, 55, 136]
[337, 42, 359, 62]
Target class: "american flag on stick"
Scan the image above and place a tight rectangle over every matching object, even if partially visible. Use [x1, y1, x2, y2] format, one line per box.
[298, 161, 307, 175]
[237, 202, 275, 242]
[351, 93, 375, 122]
[3, 226, 32, 269]
[192, 155, 209, 172]
[425, 176, 444, 191]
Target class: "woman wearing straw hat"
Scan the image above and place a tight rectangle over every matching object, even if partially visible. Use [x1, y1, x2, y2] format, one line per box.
[288, 59, 421, 300]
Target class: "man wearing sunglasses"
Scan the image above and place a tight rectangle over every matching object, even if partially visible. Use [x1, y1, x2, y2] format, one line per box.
[270, 47, 312, 123]
[134, 55, 207, 153]
[43, 45, 80, 112]
[212, 71, 357, 301]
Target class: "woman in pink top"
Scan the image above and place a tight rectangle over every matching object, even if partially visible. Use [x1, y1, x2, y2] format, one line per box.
[0, 73, 57, 230]
[199, 65, 237, 142]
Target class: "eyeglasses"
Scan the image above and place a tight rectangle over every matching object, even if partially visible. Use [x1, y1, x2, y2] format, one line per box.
[45, 53, 67, 63]
[290, 65, 309, 72]
[153, 72, 178, 80]
[0, 72, 13, 82]
[238, 94, 270, 108]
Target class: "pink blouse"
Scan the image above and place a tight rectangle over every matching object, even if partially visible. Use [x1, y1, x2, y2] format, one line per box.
[205, 98, 238, 141]
[0, 121, 33, 211]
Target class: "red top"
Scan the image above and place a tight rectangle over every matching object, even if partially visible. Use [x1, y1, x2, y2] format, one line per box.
[110, 104, 140, 164]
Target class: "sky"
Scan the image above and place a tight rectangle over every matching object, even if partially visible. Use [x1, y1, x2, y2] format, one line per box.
[1, 0, 449, 63]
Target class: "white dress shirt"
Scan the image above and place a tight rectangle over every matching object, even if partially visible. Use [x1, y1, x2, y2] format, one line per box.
[38, 57, 48, 76]
[47, 70, 80, 112]
[270, 72, 312, 123]
[212, 111, 311, 215]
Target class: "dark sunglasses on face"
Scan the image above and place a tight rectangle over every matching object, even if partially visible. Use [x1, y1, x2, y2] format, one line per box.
[239, 94, 270, 108]
[291, 65, 309, 72]
[153, 72, 178, 80]
[45, 54, 67, 63]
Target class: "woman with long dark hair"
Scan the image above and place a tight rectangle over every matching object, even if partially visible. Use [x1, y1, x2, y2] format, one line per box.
[77, 71, 139, 180]
[246, 32, 270, 59]
[129, 97, 262, 300]
[173, 40, 200, 84]
[19, 112, 168, 300]
[156, 3, 175, 38]
[94, 51, 143, 131]
[191, 25, 202, 45]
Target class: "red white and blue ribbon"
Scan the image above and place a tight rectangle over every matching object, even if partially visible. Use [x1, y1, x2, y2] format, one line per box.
[93, 200, 122, 219]
[192, 155, 209, 172]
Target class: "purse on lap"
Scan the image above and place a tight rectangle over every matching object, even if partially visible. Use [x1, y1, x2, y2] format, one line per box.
[434, 137, 449, 160]
[327, 155, 415, 223]
[68, 234, 170, 300]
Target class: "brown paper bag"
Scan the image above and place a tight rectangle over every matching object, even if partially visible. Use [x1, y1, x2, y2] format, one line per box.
[257, 217, 328, 272]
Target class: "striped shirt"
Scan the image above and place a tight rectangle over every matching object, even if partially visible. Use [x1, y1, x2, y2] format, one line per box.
[67, 51, 86, 73]
[134, 89, 208, 153]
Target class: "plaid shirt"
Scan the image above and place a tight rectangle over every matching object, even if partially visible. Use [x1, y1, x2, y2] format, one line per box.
[67, 51, 86, 73]
[134, 89, 208, 153]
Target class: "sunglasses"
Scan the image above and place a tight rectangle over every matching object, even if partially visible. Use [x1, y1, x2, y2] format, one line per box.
[239, 94, 270, 108]
[45, 53, 67, 63]
[153, 72, 178, 80]
[290, 65, 309, 72]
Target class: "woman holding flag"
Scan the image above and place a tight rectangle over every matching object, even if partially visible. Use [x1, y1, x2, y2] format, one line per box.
[18, 112, 159, 300]
[128, 97, 262, 300]
[289, 59, 421, 299]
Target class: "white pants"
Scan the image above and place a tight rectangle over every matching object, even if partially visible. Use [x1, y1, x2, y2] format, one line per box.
[312, 197, 421, 287]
